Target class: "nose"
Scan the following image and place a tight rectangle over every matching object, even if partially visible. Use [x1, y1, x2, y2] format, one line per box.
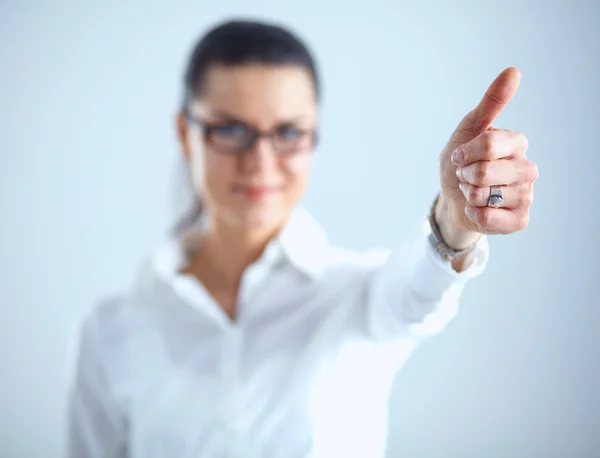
[237, 136, 279, 174]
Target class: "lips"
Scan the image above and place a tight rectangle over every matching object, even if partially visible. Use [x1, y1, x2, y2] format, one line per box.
[234, 184, 280, 199]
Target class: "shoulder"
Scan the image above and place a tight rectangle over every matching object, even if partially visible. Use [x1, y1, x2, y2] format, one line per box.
[77, 256, 163, 351]
[326, 244, 391, 270]
[76, 225, 208, 348]
[314, 243, 394, 289]
[77, 292, 138, 352]
[283, 207, 393, 278]
[74, 290, 170, 382]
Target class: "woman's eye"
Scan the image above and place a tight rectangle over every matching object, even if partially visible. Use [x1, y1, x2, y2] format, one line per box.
[214, 123, 249, 139]
[276, 126, 303, 140]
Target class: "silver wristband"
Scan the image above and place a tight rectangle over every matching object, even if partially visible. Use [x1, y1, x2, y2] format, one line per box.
[427, 194, 477, 262]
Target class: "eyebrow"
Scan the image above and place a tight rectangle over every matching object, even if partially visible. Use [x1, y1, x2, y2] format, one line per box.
[207, 109, 309, 126]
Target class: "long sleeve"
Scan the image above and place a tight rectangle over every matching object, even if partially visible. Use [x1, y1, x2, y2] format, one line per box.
[365, 218, 489, 340]
[67, 315, 128, 458]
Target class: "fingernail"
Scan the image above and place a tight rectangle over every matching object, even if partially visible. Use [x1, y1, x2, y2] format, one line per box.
[458, 182, 467, 194]
[451, 149, 462, 165]
[455, 167, 462, 180]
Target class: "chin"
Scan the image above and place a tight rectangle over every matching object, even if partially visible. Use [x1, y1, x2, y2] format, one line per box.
[218, 203, 286, 231]
[239, 207, 286, 229]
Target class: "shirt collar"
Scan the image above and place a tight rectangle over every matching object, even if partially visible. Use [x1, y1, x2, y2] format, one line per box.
[275, 206, 329, 278]
[152, 206, 329, 283]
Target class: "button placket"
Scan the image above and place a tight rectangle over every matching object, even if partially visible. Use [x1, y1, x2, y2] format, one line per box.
[219, 252, 277, 452]
[237, 254, 278, 317]
[220, 324, 242, 431]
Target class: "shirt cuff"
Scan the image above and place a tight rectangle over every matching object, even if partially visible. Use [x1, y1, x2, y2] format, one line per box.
[400, 219, 489, 302]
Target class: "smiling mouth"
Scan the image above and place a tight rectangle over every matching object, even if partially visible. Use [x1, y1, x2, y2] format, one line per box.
[233, 185, 281, 200]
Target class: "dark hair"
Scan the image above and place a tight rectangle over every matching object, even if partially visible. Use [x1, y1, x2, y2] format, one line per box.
[182, 19, 320, 111]
[173, 19, 320, 234]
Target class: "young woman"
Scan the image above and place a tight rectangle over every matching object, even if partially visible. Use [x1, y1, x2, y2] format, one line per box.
[68, 19, 538, 458]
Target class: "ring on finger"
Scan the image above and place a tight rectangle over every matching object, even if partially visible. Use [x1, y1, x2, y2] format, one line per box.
[488, 185, 504, 208]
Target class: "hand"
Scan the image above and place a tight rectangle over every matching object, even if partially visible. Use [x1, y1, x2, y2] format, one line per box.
[437, 67, 539, 249]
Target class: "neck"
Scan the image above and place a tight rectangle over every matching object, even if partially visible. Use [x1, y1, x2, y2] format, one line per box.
[195, 218, 282, 288]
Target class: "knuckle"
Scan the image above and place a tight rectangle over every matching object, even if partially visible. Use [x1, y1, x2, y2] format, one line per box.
[466, 186, 480, 203]
[518, 132, 530, 152]
[516, 214, 530, 231]
[529, 162, 539, 181]
[520, 192, 533, 208]
[481, 131, 495, 156]
[473, 162, 491, 184]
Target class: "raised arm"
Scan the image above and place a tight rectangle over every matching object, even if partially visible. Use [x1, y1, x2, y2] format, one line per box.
[365, 67, 538, 341]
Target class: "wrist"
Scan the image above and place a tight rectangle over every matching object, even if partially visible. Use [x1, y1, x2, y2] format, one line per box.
[434, 194, 482, 250]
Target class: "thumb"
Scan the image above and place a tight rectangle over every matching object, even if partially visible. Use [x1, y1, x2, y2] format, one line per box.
[453, 67, 521, 144]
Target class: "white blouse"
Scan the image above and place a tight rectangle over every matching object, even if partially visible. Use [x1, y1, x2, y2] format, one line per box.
[67, 207, 489, 458]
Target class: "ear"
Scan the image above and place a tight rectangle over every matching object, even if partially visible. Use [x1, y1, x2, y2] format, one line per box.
[175, 111, 191, 161]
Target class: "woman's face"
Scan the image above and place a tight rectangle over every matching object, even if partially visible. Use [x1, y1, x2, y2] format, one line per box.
[177, 64, 318, 231]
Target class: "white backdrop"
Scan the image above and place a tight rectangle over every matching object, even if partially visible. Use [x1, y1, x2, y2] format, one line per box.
[1, 1, 599, 457]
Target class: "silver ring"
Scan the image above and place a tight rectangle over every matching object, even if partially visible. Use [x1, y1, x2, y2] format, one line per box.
[488, 185, 504, 208]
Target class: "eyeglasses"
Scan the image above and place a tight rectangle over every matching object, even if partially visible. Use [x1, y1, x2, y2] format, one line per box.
[184, 112, 318, 155]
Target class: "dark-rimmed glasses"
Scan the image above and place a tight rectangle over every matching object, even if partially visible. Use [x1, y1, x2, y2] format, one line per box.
[184, 112, 318, 156]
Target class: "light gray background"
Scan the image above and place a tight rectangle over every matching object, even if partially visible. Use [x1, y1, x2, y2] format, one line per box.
[1, 1, 599, 457]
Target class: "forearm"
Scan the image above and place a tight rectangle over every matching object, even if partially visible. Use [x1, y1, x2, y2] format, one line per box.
[364, 216, 489, 340]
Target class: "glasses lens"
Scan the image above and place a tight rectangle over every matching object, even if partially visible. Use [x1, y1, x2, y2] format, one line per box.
[273, 126, 313, 154]
[205, 122, 315, 155]
[208, 123, 253, 153]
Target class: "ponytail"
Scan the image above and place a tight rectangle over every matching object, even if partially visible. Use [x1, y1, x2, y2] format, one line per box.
[169, 154, 203, 237]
